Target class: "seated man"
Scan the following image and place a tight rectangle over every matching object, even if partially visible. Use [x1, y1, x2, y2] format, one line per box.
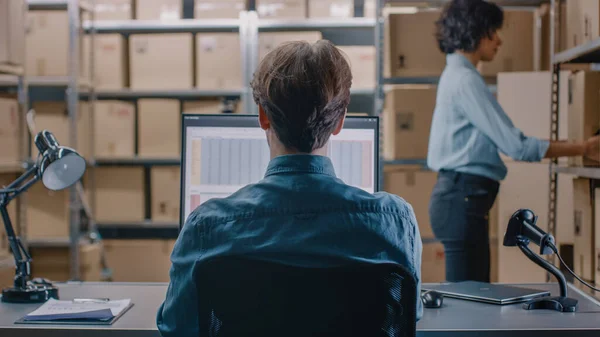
[157, 40, 423, 336]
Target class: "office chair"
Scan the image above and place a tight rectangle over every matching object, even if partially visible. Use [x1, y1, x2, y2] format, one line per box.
[196, 256, 417, 337]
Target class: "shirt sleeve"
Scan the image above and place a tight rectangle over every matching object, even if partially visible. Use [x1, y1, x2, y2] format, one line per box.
[457, 73, 550, 162]
[156, 216, 203, 337]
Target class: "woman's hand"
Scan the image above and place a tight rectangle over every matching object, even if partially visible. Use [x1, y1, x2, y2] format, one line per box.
[584, 135, 600, 162]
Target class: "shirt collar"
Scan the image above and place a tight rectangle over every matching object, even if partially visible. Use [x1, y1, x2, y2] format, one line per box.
[264, 154, 337, 178]
[446, 53, 477, 71]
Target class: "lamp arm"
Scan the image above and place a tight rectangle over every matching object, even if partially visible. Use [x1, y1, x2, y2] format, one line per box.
[0, 165, 39, 289]
[517, 238, 567, 297]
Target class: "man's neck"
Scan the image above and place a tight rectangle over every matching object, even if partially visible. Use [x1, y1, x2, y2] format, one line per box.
[269, 139, 328, 159]
[457, 51, 481, 67]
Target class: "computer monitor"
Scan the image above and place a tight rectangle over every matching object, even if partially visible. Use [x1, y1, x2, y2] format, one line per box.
[180, 114, 380, 225]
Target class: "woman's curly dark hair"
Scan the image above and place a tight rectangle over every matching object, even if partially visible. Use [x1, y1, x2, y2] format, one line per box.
[435, 0, 504, 54]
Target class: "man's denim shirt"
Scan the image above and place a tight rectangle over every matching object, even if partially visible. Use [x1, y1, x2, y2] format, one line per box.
[157, 154, 423, 336]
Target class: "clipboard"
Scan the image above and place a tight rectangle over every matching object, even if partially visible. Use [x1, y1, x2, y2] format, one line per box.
[14, 303, 134, 326]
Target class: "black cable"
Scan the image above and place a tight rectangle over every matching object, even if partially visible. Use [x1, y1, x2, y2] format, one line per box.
[548, 243, 600, 293]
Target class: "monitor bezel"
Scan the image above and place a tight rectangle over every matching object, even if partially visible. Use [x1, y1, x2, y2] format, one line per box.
[179, 114, 380, 228]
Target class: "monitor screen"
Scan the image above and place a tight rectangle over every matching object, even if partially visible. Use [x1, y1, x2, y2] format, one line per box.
[180, 114, 379, 224]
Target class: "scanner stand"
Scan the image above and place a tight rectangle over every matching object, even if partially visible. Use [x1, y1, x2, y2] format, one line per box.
[517, 238, 578, 312]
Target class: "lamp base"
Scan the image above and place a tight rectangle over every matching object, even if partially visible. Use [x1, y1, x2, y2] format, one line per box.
[1, 284, 59, 303]
[523, 296, 578, 312]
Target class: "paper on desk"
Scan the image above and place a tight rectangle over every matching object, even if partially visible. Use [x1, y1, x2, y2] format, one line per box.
[25, 299, 132, 321]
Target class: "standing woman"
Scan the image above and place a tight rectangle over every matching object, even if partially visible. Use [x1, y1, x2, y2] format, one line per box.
[428, 0, 600, 282]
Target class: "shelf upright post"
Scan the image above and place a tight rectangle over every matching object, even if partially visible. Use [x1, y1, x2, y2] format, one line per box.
[375, 0, 385, 191]
[67, 0, 82, 281]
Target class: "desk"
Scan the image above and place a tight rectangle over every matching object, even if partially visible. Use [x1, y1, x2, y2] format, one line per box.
[0, 282, 599, 336]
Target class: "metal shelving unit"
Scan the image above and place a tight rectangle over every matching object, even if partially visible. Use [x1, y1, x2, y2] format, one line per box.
[547, 0, 600, 241]
[93, 158, 181, 167]
[81, 89, 243, 100]
[97, 222, 179, 240]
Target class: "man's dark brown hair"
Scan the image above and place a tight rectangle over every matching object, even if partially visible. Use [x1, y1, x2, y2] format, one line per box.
[251, 40, 353, 153]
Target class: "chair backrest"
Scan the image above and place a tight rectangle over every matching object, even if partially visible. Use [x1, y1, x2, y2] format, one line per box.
[196, 256, 417, 337]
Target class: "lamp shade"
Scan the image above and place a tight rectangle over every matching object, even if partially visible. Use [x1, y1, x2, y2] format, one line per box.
[35, 130, 86, 191]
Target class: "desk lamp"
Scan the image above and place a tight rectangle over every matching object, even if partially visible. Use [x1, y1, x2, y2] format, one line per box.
[0, 130, 86, 303]
[503, 209, 578, 312]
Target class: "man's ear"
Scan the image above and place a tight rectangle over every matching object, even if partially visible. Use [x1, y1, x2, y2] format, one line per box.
[332, 111, 346, 136]
[258, 105, 270, 131]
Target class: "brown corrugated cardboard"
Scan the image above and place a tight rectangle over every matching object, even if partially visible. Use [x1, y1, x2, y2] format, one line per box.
[0, 0, 25, 66]
[138, 99, 180, 158]
[338, 46, 375, 89]
[541, 3, 567, 69]
[497, 162, 574, 283]
[183, 100, 242, 114]
[95, 167, 145, 222]
[477, 11, 534, 76]
[422, 242, 445, 283]
[151, 167, 180, 223]
[259, 32, 322, 61]
[0, 260, 15, 289]
[595, 188, 600, 286]
[196, 33, 242, 90]
[383, 167, 437, 238]
[26, 182, 69, 240]
[30, 242, 103, 282]
[387, 12, 445, 77]
[83, 34, 127, 90]
[383, 85, 436, 161]
[573, 178, 594, 282]
[309, 0, 353, 18]
[135, 0, 181, 20]
[497, 71, 569, 164]
[104, 240, 175, 282]
[0, 97, 20, 165]
[490, 240, 499, 283]
[94, 101, 135, 158]
[195, 0, 245, 18]
[257, 0, 307, 18]
[93, 0, 132, 20]
[568, 71, 600, 167]
[130, 34, 193, 90]
[29, 101, 91, 160]
[567, 0, 600, 49]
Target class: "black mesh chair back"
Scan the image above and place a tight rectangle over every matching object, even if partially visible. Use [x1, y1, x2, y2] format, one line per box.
[196, 256, 417, 337]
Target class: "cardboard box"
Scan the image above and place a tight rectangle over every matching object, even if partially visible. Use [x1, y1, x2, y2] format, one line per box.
[309, 0, 353, 18]
[26, 176, 70, 240]
[422, 242, 445, 283]
[30, 242, 103, 282]
[257, 0, 307, 18]
[138, 99, 180, 158]
[195, 0, 245, 19]
[0, 260, 15, 289]
[93, 0, 132, 20]
[94, 101, 135, 158]
[26, 11, 84, 77]
[0, 0, 25, 66]
[183, 100, 242, 114]
[95, 167, 145, 222]
[130, 34, 193, 90]
[383, 85, 436, 161]
[383, 167, 437, 239]
[196, 33, 242, 90]
[573, 178, 594, 282]
[83, 34, 127, 90]
[477, 11, 534, 76]
[0, 97, 20, 165]
[103, 239, 175, 282]
[568, 71, 600, 167]
[135, 0, 181, 20]
[541, 3, 568, 69]
[496, 162, 574, 283]
[567, 0, 600, 49]
[338, 46, 375, 89]
[497, 71, 569, 164]
[387, 12, 445, 77]
[151, 167, 180, 223]
[259, 32, 323, 61]
[29, 101, 91, 160]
